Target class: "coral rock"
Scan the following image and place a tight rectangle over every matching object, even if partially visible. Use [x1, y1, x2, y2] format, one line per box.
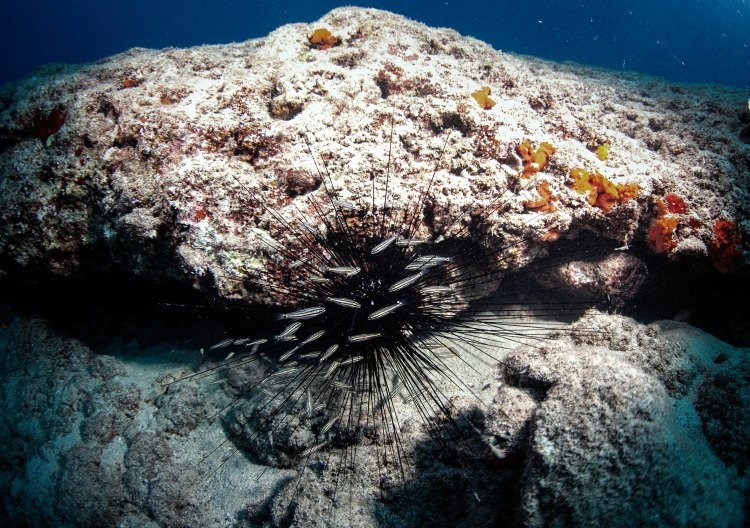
[0, 6, 747, 305]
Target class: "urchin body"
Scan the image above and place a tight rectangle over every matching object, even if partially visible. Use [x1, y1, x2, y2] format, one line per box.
[220, 209, 497, 475]
[192, 127, 583, 526]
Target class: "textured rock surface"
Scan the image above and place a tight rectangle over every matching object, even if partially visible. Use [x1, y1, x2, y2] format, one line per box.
[1, 7, 749, 528]
[543, 251, 648, 305]
[0, 319, 291, 527]
[505, 343, 741, 526]
[2, 311, 748, 527]
[504, 310, 750, 527]
[0, 7, 747, 305]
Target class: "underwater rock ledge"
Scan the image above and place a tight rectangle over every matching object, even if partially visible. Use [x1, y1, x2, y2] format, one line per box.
[0, 7, 747, 306]
[1, 7, 749, 526]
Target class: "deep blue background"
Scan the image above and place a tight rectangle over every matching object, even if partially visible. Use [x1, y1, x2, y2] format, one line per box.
[1, 0, 748, 88]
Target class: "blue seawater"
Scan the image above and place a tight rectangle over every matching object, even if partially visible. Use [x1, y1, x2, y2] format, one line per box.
[0, 0, 748, 88]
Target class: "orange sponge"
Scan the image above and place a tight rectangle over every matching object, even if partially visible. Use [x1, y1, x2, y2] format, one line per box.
[471, 87, 496, 109]
[568, 168, 638, 212]
[517, 140, 556, 178]
[709, 219, 742, 272]
[664, 193, 688, 214]
[524, 181, 557, 213]
[309, 28, 339, 50]
[648, 198, 679, 253]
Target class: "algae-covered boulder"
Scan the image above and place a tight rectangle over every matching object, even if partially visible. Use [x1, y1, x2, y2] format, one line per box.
[1, 7, 747, 304]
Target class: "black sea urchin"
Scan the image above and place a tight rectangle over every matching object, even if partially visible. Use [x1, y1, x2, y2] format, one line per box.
[175, 118, 597, 526]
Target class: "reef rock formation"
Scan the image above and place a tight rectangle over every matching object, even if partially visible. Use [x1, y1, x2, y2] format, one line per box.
[504, 311, 748, 527]
[0, 7, 747, 304]
[1, 7, 749, 527]
[2, 311, 748, 527]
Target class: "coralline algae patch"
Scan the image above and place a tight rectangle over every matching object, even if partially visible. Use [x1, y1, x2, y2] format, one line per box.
[0, 6, 748, 304]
